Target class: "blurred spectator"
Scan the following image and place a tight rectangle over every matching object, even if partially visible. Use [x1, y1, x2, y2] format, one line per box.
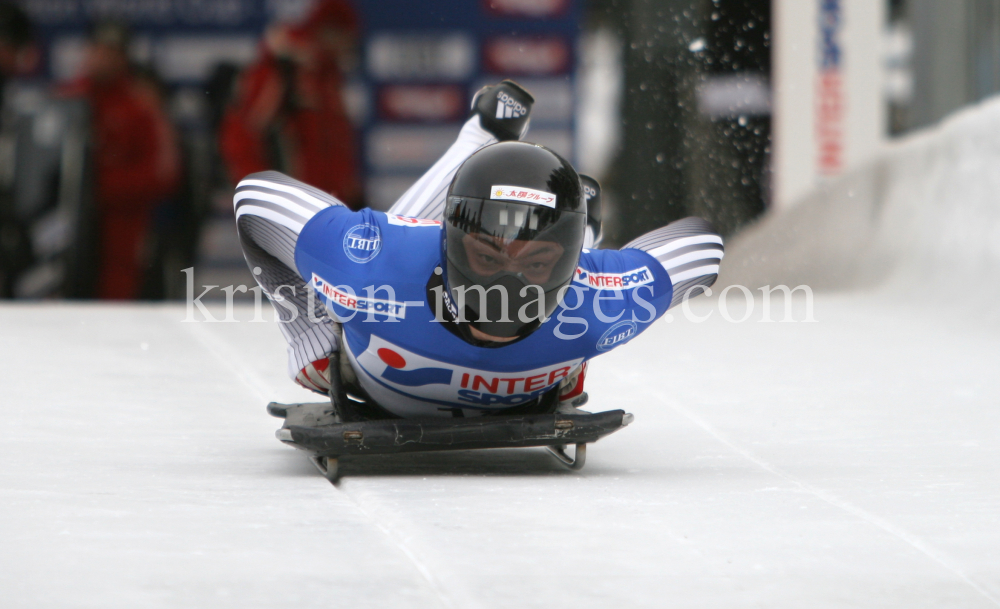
[0, 1, 38, 297]
[220, 0, 363, 208]
[0, 1, 37, 84]
[58, 21, 180, 300]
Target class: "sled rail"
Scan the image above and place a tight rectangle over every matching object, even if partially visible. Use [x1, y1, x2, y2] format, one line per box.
[268, 402, 631, 457]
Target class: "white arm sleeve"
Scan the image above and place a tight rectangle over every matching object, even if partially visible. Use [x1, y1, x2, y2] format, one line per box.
[387, 116, 498, 220]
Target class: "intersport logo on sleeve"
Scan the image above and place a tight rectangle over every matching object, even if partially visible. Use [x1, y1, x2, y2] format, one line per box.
[312, 274, 408, 318]
[573, 266, 654, 291]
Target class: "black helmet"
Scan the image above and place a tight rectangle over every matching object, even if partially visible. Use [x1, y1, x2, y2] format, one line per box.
[442, 141, 587, 341]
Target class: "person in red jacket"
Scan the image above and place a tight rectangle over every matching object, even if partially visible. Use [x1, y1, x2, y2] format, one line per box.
[220, 0, 362, 208]
[59, 21, 180, 299]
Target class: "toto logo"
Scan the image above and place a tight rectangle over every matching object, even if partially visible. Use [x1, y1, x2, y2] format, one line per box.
[343, 223, 382, 263]
[596, 320, 638, 352]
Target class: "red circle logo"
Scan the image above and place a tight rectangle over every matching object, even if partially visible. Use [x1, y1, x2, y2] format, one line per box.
[377, 348, 407, 369]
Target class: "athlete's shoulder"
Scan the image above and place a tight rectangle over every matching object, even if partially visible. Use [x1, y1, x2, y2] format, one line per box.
[574, 247, 665, 293]
[302, 208, 443, 241]
[547, 246, 673, 353]
[296, 208, 443, 283]
[295, 205, 363, 267]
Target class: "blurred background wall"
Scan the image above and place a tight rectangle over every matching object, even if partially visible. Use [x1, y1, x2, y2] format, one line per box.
[1, 0, 999, 301]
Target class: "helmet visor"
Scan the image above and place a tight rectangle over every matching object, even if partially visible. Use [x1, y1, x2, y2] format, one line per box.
[445, 196, 584, 293]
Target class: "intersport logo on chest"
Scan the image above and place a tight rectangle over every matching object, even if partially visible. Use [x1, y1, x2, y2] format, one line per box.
[350, 335, 584, 408]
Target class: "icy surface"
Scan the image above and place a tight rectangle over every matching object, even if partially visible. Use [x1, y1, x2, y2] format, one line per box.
[1, 299, 998, 608]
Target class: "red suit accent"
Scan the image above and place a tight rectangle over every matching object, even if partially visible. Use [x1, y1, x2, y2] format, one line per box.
[220, 49, 362, 208]
[60, 76, 180, 299]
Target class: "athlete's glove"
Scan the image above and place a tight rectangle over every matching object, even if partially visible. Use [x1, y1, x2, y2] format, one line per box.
[471, 80, 534, 141]
[295, 357, 331, 395]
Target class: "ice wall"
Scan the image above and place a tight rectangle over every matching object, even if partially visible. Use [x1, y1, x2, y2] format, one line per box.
[721, 95, 1000, 317]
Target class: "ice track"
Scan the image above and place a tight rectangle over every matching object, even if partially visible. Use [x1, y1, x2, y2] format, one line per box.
[6, 97, 1000, 608]
[1, 298, 998, 608]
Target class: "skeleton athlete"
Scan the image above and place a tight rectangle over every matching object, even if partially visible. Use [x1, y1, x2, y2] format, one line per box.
[235, 81, 723, 418]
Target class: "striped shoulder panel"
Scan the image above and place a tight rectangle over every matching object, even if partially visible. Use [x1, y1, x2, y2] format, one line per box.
[234, 171, 345, 234]
[623, 217, 724, 308]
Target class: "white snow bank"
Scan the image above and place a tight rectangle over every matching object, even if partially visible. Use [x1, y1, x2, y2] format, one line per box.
[721, 95, 1000, 315]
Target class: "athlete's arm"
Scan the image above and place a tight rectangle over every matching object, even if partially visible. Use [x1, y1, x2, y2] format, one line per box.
[234, 170, 346, 380]
[622, 217, 724, 309]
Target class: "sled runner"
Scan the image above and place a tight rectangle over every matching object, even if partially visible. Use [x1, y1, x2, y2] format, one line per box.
[267, 353, 633, 481]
